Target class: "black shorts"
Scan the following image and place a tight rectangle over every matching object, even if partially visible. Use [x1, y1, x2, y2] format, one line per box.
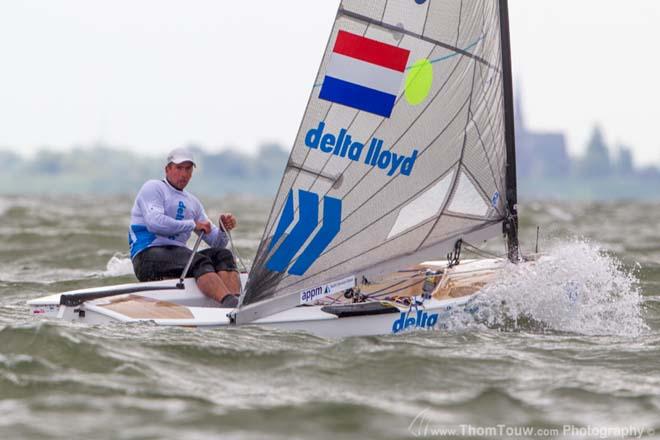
[133, 246, 237, 282]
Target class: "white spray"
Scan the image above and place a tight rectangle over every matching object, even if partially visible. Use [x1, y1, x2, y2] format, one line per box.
[452, 240, 647, 337]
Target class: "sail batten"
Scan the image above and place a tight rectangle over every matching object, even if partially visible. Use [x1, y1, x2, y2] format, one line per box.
[338, 7, 496, 69]
[238, 0, 516, 323]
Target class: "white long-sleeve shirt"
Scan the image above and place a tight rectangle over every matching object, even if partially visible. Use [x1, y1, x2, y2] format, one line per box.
[128, 179, 227, 259]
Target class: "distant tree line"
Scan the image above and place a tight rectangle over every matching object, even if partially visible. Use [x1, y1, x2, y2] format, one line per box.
[1, 128, 659, 200]
[0, 143, 290, 196]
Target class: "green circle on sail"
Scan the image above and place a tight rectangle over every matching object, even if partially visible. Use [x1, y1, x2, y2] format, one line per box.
[404, 59, 433, 105]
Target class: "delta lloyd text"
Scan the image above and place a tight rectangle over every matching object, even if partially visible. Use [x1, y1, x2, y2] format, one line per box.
[305, 121, 418, 177]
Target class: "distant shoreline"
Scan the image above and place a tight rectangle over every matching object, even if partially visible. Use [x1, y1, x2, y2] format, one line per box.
[2, 145, 659, 201]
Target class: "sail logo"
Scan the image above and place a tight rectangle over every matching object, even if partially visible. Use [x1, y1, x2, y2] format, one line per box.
[266, 189, 341, 276]
[391, 311, 439, 334]
[305, 121, 418, 177]
[491, 191, 500, 207]
[299, 276, 355, 305]
[319, 30, 410, 118]
[300, 286, 324, 303]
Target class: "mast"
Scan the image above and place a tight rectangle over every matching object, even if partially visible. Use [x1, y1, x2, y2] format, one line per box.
[498, 0, 519, 262]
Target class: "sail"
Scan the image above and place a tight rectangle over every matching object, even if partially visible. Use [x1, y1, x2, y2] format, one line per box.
[237, 0, 516, 324]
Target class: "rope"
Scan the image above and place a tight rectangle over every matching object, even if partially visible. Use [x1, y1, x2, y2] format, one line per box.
[365, 276, 427, 299]
[447, 239, 462, 268]
[218, 219, 249, 273]
[461, 240, 505, 259]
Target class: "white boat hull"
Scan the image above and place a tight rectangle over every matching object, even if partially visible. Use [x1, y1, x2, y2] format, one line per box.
[28, 258, 504, 338]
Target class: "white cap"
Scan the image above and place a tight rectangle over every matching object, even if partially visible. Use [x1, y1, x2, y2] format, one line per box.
[166, 147, 196, 167]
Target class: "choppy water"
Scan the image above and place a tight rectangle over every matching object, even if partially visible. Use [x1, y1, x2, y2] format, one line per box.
[1, 195, 659, 439]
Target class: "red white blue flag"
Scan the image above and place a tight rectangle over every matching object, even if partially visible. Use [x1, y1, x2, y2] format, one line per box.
[319, 31, 411, 118]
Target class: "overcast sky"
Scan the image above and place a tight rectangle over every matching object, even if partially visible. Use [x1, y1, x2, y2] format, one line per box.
[1, 1, 659, 166]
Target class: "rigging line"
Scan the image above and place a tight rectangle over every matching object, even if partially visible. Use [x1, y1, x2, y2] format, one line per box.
[282, 219, 502, 292]
[421, 0, 432, 36]
[338, 6, 496, 69]
[219, 220, 249, 273]
[380, 0, 389, 22]
[364, 276, 420, 297]
[456, 0, 463, 47]
[480, 0, 487, 45]
[443, 211, 499, 222]
[417, 51, 479, 252]
[461, 241, 504, 259]
[426, 38, 483, 66]
[367, 279, 428, 299]
[255, 19, 376, 256]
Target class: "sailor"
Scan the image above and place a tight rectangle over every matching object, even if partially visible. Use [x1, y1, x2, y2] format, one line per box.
[128, 147, 241, 307]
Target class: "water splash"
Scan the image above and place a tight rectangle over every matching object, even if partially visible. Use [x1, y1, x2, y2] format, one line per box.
[454, 240, 647, 337]
[102, 253, 134, 277]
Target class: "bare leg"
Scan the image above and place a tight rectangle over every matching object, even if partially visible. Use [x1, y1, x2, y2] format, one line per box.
[217, 270, 241, 294]
[196, 272, 232, 302]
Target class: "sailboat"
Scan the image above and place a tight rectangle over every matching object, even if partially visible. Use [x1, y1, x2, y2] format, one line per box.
[29, 0, 522, 338]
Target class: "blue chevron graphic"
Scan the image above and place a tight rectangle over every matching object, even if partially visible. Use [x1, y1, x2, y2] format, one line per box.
[288, 196, 341, 275]
[266, 189, 342, 276]
[268, 190, 294, 251]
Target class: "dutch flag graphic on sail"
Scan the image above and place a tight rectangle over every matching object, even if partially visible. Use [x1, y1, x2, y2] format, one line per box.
[319, 30, 411, 118]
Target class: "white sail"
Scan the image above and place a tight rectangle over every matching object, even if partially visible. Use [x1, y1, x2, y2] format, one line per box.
[237, 0, 517, 324]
